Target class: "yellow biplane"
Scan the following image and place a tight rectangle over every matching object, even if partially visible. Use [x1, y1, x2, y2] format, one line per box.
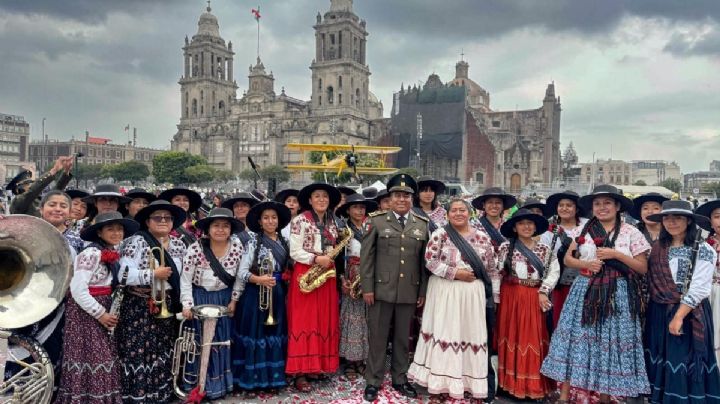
[285, 143, 401, 177]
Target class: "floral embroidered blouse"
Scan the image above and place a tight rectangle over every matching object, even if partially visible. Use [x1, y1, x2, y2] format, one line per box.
[232, 233, 287, 301]
[289, 210, 339, 265]
[180, 238, 244, 309]
[708, 235, 720, 285]
[119, 234, 186, 289]
[70, 246, 115, 319]
[426, 205, 448, 229]
[661, 243, 716, 308]
[424, 227, 500, 301]
[497, 241, 560, 296]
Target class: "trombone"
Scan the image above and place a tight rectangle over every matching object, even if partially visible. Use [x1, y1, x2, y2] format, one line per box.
[258, 255, 276, 326]
[149, 246, 172, 319]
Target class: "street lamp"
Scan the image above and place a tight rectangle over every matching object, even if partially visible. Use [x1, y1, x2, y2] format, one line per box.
[416, 113, 422, 174]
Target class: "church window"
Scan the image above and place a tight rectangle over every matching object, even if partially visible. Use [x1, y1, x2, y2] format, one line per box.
[219, 101, 225, 115]
[252, 82, 258, 91]
[192, 99, 198, 116]
[338, 76, 342, 88]
[327, 86, 334, 104]
[492, 121, 501, 128]
[475, 172, 484, 184]
[201, 105, 204, 115]
[338, 94, 342, 105]
[330, 34, 335, 45]
[212, 105, 216, 115]
[201, 90, 204, 100]
[355, 89, 360, 107]
[318, 78, 322, 90]
[319, 96, 322, 106]
[338, 31, 342, 58]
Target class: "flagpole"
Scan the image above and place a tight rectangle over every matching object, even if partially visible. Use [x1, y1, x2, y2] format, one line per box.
[256, 6, 260, 59]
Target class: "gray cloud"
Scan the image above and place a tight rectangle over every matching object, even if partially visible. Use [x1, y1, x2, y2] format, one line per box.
[664, 24, 720, 56]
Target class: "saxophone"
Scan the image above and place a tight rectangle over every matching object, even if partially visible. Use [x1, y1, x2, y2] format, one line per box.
[299, 226, 353, 293]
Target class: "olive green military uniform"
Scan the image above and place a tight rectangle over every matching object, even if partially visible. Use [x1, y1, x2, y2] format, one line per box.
[360, 208, 428, 387]
[10, 171, 72, 217]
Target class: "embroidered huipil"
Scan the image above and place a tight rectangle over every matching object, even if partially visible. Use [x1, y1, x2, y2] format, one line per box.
[666, 243, 716, 308]
[233, 233, 286, 300]
[424, 227, 499, 299]
[180, 239, 244, 309]
[710, 236, 720, 285]
[539, 217, 588, 285]
[426, 206, 448, 229]
[119, 234, 186, 289]
[63, 227, 85, 254]
[70, 247, 114, 319]
[497, 241, 560, 296]
[289, 211, 339, 265]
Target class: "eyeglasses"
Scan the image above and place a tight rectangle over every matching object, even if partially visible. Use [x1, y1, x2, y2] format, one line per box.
[149, 215, 173, 223]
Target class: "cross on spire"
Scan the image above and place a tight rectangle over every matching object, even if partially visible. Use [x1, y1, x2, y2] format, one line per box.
[460, 49, 465, 62]
[206, 0, 211, 12]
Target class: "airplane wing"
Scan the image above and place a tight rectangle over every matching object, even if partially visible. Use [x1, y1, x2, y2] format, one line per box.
[285, 165, 398, 175]
[285, 143, 401, 154]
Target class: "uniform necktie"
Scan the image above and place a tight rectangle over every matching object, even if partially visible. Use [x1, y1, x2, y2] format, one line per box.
[398, 215, 406, 228]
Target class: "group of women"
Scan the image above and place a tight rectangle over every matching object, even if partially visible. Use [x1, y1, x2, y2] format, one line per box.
[9, 169, 720, 404]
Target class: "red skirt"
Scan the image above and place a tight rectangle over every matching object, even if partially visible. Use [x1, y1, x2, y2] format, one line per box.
[285, 262, 340, 375]
[551, 284, 571, 329]
[496, 281, 553, 399]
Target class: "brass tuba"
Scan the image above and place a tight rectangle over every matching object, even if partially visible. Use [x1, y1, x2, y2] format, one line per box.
[0, 215, 72, 404]
[172, 305, 231, 399]
[299, 226, 353, 293]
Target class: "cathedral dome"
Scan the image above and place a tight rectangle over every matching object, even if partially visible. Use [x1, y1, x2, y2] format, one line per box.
[197, 5, 220, 37]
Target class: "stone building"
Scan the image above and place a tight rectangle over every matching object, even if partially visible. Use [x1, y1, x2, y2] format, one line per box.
[29, 131, 163, 170]
[630, 160, 681, 185]
[579, 159, 633, 186]
[0, 113, 31, 182]
[171, 0, 385, 178]
[389, 61, 561, 192]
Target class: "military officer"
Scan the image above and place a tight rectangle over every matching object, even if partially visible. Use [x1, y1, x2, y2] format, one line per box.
[9, 155, 74, 216]
[360, 173, 428, 402]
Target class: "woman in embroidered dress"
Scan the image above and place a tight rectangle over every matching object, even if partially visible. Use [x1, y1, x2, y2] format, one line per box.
[222, 192, 259, 246]
[40, 190, 84, 256]
[179, 207, 243, 400]
[495, 209, 559, 400]
[57, 212, 138, 404]
[408, 198, 498, 403]
[645, 200, 720, 403]
[540, 191, 588, 328]
[630, 193, 668, 245]
[159, 187, 203, 247]
[414, 177, 448, 232]
[66, 188, 97, 233]
[274, 188, 299, 242]
[696, 199, 720, 370]
[336, 194, 377, 381]
[286, 183, 342, 392]
[541, 185, 651, 403]
[229, 201, 292, 396]
[117, 200, 187, 403]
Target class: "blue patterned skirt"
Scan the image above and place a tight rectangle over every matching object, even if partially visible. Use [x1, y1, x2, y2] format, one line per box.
[541, 276, 650, 397]
[182, 287, 234, 400]
[645, 299, 720, 403]
[232, 280, 288, 389]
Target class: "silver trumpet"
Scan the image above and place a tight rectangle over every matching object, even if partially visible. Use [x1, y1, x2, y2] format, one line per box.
[172, 304, 231, 399]
[258, 255, 277, 326]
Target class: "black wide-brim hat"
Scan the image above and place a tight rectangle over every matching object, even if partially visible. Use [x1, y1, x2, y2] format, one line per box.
[522, 198, 545, 213]
[274, 188, 299, 204]
[83, 183, 132, 204]
[336, 186, 358, 196]
[195, 207, 244, 234]
[80, 211, 140, 243]
[125, 188, 157, 203]
[222, 191, 260, 211]
[65, 189, 90, 200]
[374, 189, 390, 203]
[472, 187, 517, 211]
[544, 191, 582, 217]
[387, 173, 418, 194]
[336, 193, 378, 218]
[134, 200, 187, 230]
[628, 192, 669, 221]
[578, 184, 633, 213]
[158, 187, 202, 213]
[500, 208, 550, 238]
[5, 169, 32, 192]
[647, 200, 711, 231]
[696, 199, 720, 219]
[298, 183, 342, 211]
[417, 176, 446, 194]
[246, 201, 292, 234]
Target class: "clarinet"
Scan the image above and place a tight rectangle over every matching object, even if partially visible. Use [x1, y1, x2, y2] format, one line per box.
[681, 230, 704, 296]
[541, 217, 560, 313]
[108, 266, 129, 336]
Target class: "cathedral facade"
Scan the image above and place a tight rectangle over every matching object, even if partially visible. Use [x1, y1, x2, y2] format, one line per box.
[389, 61, 562, 192]
[171, 0, 384, 177]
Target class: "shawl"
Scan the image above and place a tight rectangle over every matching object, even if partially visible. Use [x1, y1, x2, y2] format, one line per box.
[479, 215, 505, 247]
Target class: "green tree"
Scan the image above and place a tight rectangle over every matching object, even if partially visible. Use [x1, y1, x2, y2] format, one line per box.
[260, 165, 290, 183]
[152, 151, 206, 184]
[107, 161, 150, 185]
[656, 178, 681, 193]
[238, 169, 258, 183]
[214, 169, 236, 182]
[633, 180, 647, 186]
[73, 163, 105, 188]
[184, 164, 215, 184]
[702, 182, 720, 197]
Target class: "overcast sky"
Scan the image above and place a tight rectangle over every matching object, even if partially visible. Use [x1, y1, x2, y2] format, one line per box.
[1, 0, 718, 172]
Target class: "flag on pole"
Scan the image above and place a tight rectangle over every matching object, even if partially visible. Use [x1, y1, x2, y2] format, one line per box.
[251, 7, 261, 21]
[124, 124, 130, 132]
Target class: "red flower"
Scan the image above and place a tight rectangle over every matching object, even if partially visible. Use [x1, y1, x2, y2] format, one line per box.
[100, 249, 120, 265]
[548, 223, 557, 232]
[707, 237, 717, 247]
[593, 237, 604, 246]
[575, 236, 586, 245]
